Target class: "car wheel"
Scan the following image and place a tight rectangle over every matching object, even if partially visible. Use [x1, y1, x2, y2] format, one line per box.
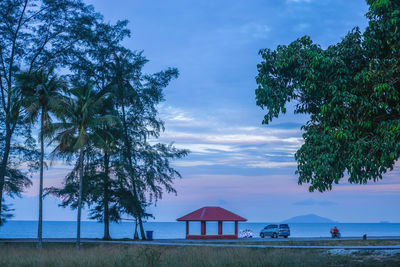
[273, 233, 278, 238]
[260, 233, 264, 238]
[284, 236, 288, 238]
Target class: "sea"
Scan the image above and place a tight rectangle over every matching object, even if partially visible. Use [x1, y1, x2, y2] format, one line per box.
[1, 221, 400, 239]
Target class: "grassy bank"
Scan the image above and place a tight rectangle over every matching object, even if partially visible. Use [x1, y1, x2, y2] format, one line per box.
[0, 242, 399, 266]
[190, 239, 400, 246]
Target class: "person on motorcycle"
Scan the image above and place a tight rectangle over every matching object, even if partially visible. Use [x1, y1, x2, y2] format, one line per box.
[330, 226, 340, 238]
[333, 226, 338, 234]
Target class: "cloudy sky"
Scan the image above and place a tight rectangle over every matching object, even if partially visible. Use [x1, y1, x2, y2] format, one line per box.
[9, 0, 400, 223]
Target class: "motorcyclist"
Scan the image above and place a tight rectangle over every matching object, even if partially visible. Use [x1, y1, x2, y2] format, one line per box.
[330, 226, 340, 238]
[333, 226, 338, 234]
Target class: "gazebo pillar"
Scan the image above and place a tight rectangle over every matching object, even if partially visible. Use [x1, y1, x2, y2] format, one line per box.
[235, 221, 238, 237]
[186, 221, 189, 236]
[201, 221, 206, 235]
[218, 221, 222, 235]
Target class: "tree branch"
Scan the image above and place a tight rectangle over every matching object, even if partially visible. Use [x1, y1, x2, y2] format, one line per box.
[0, 46, 10, 88]
[0, 79, 5, 113]
[7, 0, 29, 117]
[20, 6, 50, 27]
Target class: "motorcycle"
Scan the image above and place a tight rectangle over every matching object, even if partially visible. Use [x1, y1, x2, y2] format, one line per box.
[330, 229, 341, 238]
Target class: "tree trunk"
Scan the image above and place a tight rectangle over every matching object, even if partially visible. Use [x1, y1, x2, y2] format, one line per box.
[138, 213, 146, 240]
[103, 153, 111, 240]
[37, 110, 45, 248]
[103, 200, 110, 240]
[120, 103, 146, 240]
[134, 219, 139, 240]
[76, 149, 84, 249]
[0, 129, 12, 224]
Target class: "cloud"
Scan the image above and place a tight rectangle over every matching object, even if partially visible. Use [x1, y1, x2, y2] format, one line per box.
[172, 143, 238, 154]
[294, 23, 311, 32]
[239, 23, 271, 39]
[160, 105, 194, 122]
[213, 22, 271, 45]
[161, 129, 303, 147]
[174, 160, 220, 167]
[330, 183, 400, 194]
[293, 198, 337, 206]
[23, 177, 65, 197]
[247, 161, 297, 168]
[287, 0, 312, 3]
[173, 158, 297, 169]
[156, 105, 305, 170]
[217, 199, 228, 205]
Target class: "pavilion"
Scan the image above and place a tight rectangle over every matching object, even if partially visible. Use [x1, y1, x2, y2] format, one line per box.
[176, 206, 247, 239]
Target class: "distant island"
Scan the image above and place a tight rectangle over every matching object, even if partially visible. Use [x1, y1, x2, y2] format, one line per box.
[282, 214, 337, 223]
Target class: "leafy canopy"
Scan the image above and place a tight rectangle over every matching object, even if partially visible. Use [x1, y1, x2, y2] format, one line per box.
[255, 0, 400, 192]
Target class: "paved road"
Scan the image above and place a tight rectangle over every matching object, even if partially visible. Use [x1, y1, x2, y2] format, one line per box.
[144, 236, 400, 243]
[1, 236, 400, 243]
[1, 237, 400, 250]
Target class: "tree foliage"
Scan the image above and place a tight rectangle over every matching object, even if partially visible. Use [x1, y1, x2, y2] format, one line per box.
[0, 0, 97, 223]
[45, 20, 188, 241]
[0, 1, 188, 244]
[255, 0, 400, 192]
[48, 82, 117, 248]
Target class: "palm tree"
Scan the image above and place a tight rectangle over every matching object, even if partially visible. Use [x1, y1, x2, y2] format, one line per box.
[49, 83, 116, 248]
[92, 98, 119, 241]
[18, 68, 67, 248]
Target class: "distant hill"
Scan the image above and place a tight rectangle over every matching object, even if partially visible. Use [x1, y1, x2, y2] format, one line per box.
[282, 214, 336, 223]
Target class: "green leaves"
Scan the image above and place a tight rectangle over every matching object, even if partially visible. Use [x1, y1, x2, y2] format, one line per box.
[44, 18, 188, 239]
[51, 83, 117, 155]
[256, 1, 400, 191]
[0, 0, 99, 224]
[0, 0, 188, 233]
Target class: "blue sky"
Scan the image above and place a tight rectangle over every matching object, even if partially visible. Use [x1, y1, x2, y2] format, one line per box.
[8, 0, 400, 223]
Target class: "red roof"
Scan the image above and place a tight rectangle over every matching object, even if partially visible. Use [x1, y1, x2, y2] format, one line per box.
[177, 206, 247, 221]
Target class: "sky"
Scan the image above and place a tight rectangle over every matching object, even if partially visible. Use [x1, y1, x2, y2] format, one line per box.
[8, 0, 400, 223]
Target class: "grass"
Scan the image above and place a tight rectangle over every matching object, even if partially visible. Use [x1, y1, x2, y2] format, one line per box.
[0, 242, 399, 266]
[190, 239, 400, 246]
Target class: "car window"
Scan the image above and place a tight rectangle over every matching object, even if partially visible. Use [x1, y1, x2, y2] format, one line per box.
[279, 224, 289, 228]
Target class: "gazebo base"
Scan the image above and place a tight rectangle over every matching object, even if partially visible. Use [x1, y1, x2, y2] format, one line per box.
[186, 234, 237, 240]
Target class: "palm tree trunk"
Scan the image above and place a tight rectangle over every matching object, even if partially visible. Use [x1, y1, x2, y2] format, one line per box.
[37, 109, 45, 248]
[103, 196, 110, 240]
[0, 128, 12, 224]
[103, 153, 111, 240]
[134, 219, 139, 240]
[138, 213, 146, 240]
[76, 149, 84, 249]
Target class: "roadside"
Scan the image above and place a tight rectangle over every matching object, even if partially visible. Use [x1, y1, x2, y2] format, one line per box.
[0, 241, 399, 266]
[1, 237, 400, 249]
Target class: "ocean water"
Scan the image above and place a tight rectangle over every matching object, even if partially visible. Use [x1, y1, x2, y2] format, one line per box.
[1, 221, 400, 239]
